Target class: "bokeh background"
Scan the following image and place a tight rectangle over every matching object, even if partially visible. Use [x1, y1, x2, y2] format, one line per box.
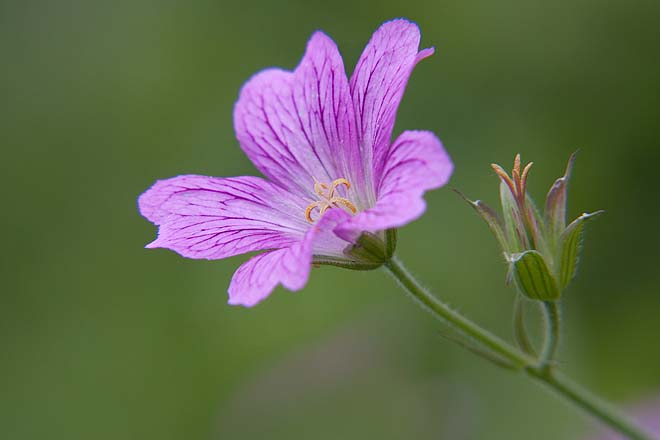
[2, 0, 660, 439]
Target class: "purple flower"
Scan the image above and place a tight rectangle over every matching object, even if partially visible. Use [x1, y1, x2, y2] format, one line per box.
[138, 19, 453, 306]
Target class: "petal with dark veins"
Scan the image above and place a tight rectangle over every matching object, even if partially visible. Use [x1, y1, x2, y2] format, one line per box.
[335, 130, 452, 239]
[234, 32, 367, 203]
[350, 19, 434, 187]
[228, 209, 353, 306]
[138, 175, 310, 259]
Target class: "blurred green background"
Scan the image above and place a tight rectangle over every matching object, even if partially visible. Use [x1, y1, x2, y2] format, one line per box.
[2, 0, 659, 439]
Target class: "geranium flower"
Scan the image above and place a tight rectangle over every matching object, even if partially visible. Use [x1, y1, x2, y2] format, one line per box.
[138, 19, 453, 306]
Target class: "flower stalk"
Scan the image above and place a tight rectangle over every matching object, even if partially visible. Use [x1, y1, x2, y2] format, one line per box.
[540, 300, 561, 369]
[384, 256, 654, 440]
[384, 256, 532, 369]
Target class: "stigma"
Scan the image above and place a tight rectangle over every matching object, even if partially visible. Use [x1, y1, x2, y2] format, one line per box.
[305, 178, 358, 223]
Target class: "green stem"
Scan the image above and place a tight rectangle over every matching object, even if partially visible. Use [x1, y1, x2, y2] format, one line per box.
[540, 301, 561, 368]
[513, 295, 538, 356]
[527, 368, 653, 440]
[383, 257, 532, 368]
[384, 256, 653, 440]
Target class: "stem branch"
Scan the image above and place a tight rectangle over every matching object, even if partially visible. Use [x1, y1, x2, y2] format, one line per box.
[384, 256, 653, 440]
[540, 300, 561, 369]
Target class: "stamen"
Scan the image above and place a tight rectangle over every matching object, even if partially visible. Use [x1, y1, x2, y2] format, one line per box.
[492, 155, 533, 203]
[521, 162, 533, 196]
[512, 154, 522, 198]
[491, 164, 516, 196]
[313, 177, 329, 197]
[333, 198, 358, 214]
[305, 201, 322, 223]
[305, 177, 358, 223]
[329, 178, 351, 198]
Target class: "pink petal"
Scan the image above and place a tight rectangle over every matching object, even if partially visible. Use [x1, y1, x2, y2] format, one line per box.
[350, 19, 434, 186]
[228, 209, 352, 307]
[233, 32, 368, 204]
[227, 247, 307, 307]
[138, 175, 311, 259]
[335, 130, 452, 239]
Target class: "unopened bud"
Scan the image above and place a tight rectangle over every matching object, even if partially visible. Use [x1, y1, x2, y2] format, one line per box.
[459, 153, 602, 300]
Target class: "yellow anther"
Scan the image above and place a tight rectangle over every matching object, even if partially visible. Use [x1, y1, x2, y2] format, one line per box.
[329, 178, 351, 196]
[333, 198, 358, 213]
[313, 178, 329, 196]
[305, 177, 358, 223]
[306, 202, 323, 223]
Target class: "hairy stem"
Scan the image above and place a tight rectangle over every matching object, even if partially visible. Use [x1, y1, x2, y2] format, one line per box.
[384, 256, 653, 440]
[540, 300, 561, 369]
[383, 257, 532, 368]
[526, 368, 653, 440]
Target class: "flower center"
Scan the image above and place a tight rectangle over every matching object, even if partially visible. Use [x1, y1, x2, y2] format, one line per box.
[305, 177, 358, 223]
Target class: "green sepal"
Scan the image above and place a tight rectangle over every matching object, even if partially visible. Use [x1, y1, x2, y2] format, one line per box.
[454, 189, 509, 253]
[524, 194, 550, 259]
[545, 152, 577, 247]
[510, 250, 561, 301]
[559, 210, 604, 288]
[315, 230, 396, 271]
[311, 255, 382, 271]
[341, 232, 390, 268]
[500, 181, 527, 252]
[385, 229, 397, 259]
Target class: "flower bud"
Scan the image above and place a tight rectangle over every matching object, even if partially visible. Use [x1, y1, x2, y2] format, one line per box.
[460, 153, 603, 300]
